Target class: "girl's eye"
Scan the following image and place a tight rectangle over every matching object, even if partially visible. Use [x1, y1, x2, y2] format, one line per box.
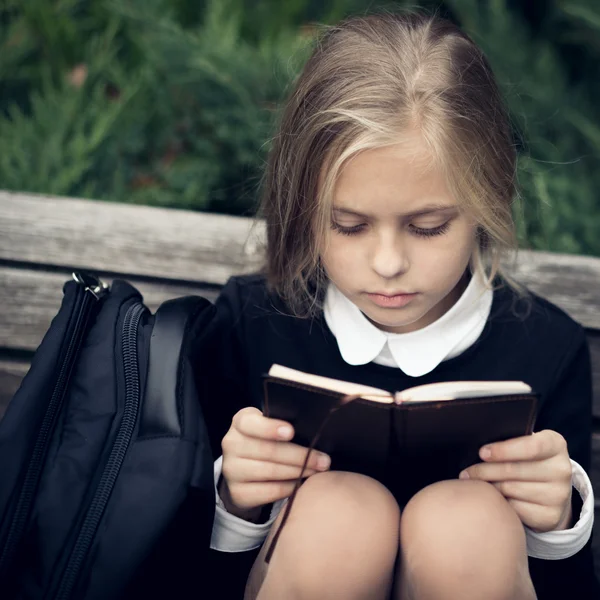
[331, 220, 451, 238]
[331, 222, 365, 236]
[409, 221, 450, 238]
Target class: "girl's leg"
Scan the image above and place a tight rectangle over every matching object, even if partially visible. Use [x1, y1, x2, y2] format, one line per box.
[245, 471, 401, 600]
[394, 480, 537, 600]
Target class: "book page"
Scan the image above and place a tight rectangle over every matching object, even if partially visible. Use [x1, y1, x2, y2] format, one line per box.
[268, 364, 393, 403]
[395, 381, 532, 404]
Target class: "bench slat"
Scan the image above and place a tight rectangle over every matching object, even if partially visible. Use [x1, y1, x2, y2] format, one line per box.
[2, 191, 600, 329]
[506, 251, 600, 331]
[0, 191, 263, 285]
[0, 267, 218, 351]
[1, 266, 599, 420]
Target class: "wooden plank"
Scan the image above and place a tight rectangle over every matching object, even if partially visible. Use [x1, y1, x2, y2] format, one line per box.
[2, 191, 600, 329]
[0, 191, 264, 286]
[503, 251, 600, 331]
[0, 267, 218, 352]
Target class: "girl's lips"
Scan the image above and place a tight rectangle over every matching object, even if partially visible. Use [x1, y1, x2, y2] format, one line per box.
[367, 292, 418, 308]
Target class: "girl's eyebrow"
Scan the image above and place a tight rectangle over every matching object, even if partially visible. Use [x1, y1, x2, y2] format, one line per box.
[332, 204, 459, 219]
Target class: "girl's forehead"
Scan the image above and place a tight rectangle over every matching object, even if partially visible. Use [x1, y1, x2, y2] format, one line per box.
[345, 134, 435, 169]
[332, 144, 452, 212]
[338, 144, 435, 180]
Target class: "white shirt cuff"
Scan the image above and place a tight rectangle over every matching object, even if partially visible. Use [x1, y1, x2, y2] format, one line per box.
[525, 459, 595, 560]
[210, 455, 286, 553]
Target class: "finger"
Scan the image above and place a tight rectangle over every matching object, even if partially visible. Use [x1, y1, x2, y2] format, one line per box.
[233, 407, 296, 442]
[224, 435, 331, 471]
[460, 457, 571, 483]
[224, 457, 320, 483]
[505, 498, 567, 533]
[480, 430, 567, 463]
[228, 480, 301, 510]
[491, 480, 571, 507]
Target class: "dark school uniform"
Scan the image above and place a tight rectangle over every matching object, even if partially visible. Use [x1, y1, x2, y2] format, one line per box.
[194, 274, 598, 600]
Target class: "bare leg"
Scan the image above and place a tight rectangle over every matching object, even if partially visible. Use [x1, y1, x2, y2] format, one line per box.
[395, 480, 537, 600]
[245, 471, 401, 600]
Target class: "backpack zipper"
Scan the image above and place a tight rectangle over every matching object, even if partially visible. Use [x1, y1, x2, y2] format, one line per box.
[0, 273, 109, 577]
[53, 300, 147, 600]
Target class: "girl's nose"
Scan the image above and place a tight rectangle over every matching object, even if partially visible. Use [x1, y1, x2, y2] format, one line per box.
[371, 235, 409, 279]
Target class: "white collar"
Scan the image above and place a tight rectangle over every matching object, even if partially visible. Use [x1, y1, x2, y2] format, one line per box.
[323, 271, 493, 377]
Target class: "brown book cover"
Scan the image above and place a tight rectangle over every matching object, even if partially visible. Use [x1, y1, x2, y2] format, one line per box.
[262, 365, 538, 503]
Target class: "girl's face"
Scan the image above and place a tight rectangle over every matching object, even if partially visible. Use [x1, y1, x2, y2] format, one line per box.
[320, 141, 478, 334]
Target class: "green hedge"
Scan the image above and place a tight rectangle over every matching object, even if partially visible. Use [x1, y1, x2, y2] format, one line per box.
[1, 0, 599, 256]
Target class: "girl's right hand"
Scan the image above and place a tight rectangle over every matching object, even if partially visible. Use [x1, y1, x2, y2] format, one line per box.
[219, 407, 331, 521]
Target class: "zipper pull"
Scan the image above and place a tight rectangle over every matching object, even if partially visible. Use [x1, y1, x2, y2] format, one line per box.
[72, 272, 110, 300]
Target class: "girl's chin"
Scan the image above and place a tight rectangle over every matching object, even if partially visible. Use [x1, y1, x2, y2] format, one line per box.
[364, 311, 424, 334]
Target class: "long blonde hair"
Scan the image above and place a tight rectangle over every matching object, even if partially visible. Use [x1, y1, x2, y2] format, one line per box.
[260, 10, 518, 317]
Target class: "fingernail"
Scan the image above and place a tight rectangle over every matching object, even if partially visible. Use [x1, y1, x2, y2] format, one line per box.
[480, 446, 492, 459]
[459, 470, 470, 480]
[317, 454, 331, 470]
[277, 426, 293, 440]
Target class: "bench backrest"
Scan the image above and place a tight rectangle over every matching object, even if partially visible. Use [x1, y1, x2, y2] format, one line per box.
[1, 190, 599, 574]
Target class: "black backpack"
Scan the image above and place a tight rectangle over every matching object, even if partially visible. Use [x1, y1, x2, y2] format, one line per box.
[0, 273, 216, 599]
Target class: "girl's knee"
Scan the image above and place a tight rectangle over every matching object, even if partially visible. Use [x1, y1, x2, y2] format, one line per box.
[291, 471, 401, 548]
[400, 480, 529, 588]
[251, 472, 400, 600]
[298, 471, 400, 520]
[402, 479, 526, 550]
[276, 472, 400, 579]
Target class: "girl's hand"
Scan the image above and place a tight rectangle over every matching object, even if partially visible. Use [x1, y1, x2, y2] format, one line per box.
[219, 407, 331, 521]
[459, 429, 573, 533]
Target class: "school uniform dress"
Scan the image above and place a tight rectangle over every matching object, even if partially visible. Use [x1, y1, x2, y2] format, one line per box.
[195, 272, 598, 599]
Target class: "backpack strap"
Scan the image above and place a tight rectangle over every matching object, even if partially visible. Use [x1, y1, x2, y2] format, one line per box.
[140, 296, 212, 438]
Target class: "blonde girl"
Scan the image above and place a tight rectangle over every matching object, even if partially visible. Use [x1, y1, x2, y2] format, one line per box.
[197, 10, 597, 600]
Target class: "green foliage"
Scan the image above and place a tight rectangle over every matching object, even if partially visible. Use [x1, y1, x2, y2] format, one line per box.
[0, 0, 598, 256]
[448, 0, 600, 255]
[0, 0, 312, 212]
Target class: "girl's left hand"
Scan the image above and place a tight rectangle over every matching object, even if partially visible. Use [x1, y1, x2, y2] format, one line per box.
[459, 429, 573, 533]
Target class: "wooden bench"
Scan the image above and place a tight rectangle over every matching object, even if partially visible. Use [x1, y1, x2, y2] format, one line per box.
[1, 190, 600, 576]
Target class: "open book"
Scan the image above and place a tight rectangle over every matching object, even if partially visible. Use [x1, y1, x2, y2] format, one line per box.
[262, 365, 538, 503]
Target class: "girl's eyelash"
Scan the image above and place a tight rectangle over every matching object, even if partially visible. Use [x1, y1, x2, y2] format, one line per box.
[409, 221, 450, 238]
[331, 221, 451, 238]
[331, 222, 365, 236]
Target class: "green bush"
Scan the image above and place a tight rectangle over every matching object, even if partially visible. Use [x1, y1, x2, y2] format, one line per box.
[0, 0, 598, 256]
[451, 0, 600, 255]
[0, 0, 313, 213]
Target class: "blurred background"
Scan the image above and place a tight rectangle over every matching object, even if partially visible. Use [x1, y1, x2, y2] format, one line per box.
[0, 0, 599, 256]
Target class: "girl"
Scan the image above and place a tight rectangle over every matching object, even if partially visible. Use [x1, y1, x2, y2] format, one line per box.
[196, 10, 597, 600]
